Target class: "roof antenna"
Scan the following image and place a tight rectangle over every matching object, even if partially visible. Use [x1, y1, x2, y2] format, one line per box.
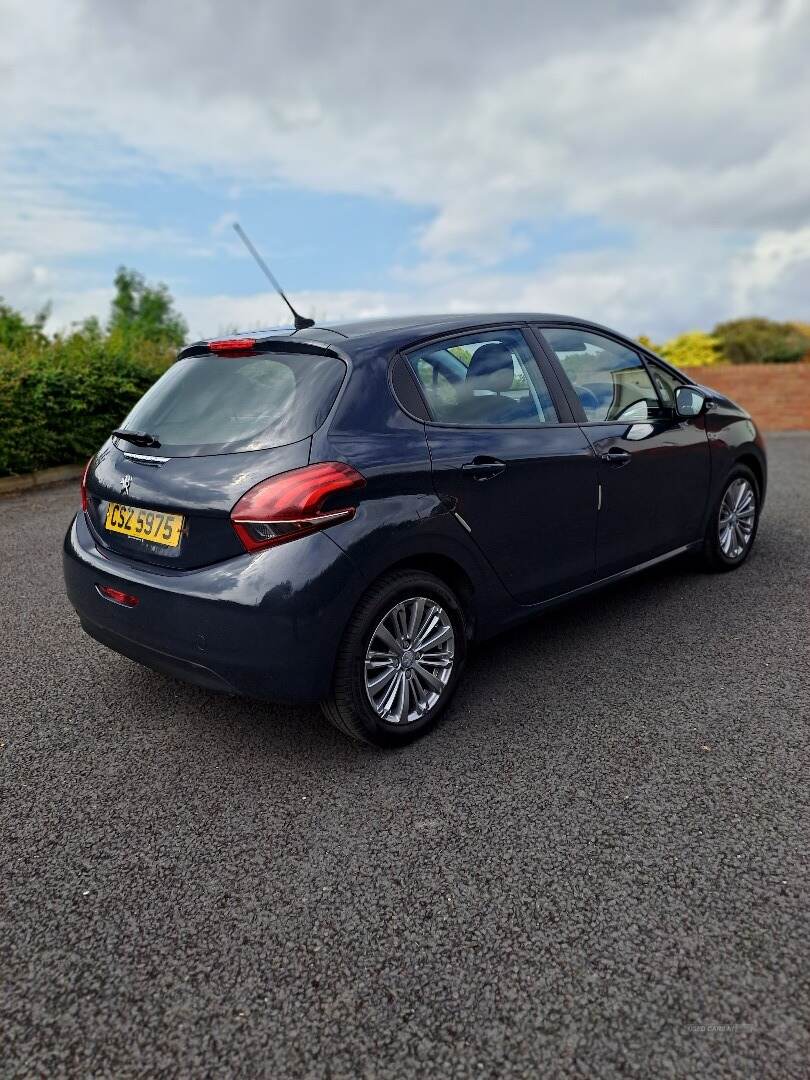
[232, 222, 315, 330]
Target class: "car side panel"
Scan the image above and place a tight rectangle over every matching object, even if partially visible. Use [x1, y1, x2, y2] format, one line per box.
[700, 390, 768, 516]
[313, 345, 522, 639]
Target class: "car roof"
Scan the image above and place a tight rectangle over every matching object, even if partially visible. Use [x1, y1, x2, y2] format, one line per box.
[309, 312, 606, 340]
[206, 312, 632, 354]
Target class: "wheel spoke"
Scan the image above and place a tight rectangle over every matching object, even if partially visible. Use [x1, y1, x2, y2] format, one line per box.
[409, 673, 429, 714]
[367, 665, 397, 692]
[366, 649, 393, 664]
[413, 610, 441, 650]
[416, 623, 453, 653]
[396, 676, 411, 724]
[374, 623, 401, 653]
[413, 663, 445, 693]
[418, 652, 453, 669]
[380, 671, 404, 717]
[392, 604, 409, 643]
[406, 597, 425, 643]
[417, 600, 438, 632]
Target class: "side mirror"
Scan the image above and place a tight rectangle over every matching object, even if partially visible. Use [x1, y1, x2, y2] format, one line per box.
[675, 386, 706, 418]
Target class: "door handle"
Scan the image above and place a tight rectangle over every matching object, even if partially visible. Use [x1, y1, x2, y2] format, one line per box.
[461, 457, 506, 480]
[600, 447, 631, 467]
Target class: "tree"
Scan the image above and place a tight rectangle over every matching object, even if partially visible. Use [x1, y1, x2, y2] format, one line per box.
[108, 267, 187, 347]
[0, 297, 49, 351]
[712, 317, 810, 365]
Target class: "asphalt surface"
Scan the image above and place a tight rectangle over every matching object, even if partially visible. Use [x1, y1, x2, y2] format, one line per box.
[2, 434, 809, 1078]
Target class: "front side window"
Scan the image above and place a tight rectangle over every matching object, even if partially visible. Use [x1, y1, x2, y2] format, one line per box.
[646, 361, 683, 408]
[406, 329, 557, 426]
[543, 328, 664, 422]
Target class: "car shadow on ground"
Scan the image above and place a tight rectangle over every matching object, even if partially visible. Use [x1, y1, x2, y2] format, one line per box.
[121, 549, 720, 764]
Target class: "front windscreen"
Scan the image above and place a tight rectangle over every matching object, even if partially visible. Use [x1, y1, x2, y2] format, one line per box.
[119, 350, 346, 456]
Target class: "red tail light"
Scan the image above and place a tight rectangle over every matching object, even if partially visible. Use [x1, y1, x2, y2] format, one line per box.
[80, 456, 93, 512]
[210, 337, 256, 355]
[231, 461, 366, 553]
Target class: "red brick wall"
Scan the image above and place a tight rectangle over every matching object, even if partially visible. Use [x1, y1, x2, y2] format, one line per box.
[686, 362, 810, 431]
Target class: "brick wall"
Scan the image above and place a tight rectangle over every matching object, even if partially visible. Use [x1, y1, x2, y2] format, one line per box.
[686, 362, 810, 431]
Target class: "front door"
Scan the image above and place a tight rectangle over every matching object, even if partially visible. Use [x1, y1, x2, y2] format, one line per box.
[405, 327, 598, 603]
[537, 326, 711, 576]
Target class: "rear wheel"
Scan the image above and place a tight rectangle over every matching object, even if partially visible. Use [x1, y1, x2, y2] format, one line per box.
[321, 570, 467, 746]
[701, 464, 760, 571]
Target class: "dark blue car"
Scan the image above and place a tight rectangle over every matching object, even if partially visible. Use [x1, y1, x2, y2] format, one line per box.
[64, 314, 766, 745]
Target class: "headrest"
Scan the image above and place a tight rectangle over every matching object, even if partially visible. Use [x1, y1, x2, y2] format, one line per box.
[466, 342, 515, 393]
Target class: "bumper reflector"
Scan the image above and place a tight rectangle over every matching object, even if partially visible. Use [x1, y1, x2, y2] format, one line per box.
[96, 584, 139, 608]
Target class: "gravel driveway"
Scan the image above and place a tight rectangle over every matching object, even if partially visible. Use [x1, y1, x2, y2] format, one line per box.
[2, 433, 808, 1078]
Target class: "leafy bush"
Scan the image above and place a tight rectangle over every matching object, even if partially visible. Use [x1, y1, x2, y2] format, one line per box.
[638, 330, 721, 367]
[0, 268, 182, 476]
[0, 331, 173, 475]
[712, 317, 810, 365]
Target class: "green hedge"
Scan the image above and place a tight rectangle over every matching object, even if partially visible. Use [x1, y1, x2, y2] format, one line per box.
[0, 333, 173, 476]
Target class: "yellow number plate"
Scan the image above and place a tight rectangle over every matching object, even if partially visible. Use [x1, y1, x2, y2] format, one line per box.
[104, 502, 184, 548]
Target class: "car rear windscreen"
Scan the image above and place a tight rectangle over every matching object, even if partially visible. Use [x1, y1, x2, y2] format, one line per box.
[119, 350, 346, 456]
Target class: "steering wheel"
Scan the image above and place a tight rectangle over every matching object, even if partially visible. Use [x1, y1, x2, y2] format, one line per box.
[573, 384, 600, 411]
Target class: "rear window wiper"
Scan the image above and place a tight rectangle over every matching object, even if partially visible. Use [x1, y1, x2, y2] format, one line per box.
[112, 429, 162, 448]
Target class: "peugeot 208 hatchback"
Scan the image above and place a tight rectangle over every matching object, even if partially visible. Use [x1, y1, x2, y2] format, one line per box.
[64, 314, 767, 745]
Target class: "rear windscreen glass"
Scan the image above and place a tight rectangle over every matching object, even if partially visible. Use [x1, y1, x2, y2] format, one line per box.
[119, 350, 346, 456]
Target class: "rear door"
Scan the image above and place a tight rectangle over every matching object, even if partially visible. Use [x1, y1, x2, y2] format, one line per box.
[405, 327, 598, 604]
[85, 342, 346, 569]
[536, 326, 711, 576]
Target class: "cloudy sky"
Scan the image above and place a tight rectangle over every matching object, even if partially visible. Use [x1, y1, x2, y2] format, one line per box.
[1, 0, 809, 339]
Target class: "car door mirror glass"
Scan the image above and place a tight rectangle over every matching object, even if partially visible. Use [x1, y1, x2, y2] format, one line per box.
[675, 386, 706, 417]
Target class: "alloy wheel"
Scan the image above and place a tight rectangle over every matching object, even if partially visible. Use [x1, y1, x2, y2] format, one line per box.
[364, 596, 455, 724]
[718, 477, 756, 559]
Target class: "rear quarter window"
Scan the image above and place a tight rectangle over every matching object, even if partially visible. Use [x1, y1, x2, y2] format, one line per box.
[120, 350, 346, 456]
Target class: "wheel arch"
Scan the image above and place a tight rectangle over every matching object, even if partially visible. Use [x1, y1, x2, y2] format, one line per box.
[736, 451, 765, 500]
[367, 553, 477, 639]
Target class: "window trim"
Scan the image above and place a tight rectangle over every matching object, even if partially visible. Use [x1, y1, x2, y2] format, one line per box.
[395, 324, 573, 430]
[532, 323, 674, 426]
[389, 353, 430, 421]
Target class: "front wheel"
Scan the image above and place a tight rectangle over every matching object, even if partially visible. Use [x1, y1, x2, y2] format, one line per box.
[701, 465, 760, 571]
[321, 570, 467, 746]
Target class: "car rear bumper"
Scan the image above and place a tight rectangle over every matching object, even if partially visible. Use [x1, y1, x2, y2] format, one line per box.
[63, 511, 364, 704]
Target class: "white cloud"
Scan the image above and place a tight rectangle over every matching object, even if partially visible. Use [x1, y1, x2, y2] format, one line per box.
[731, 226, 810, 319]
[0, 252, 49, 291]
[1, 0, 809, 336]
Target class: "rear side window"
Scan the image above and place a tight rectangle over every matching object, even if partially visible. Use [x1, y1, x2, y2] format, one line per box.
[120, 350, 346, 456]
[405, 329, 557, 426]
[543, 328, 665, 422]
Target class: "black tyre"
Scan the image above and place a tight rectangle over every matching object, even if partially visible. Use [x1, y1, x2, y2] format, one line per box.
[321, 570, 467, 746]
[701, 464, 760, 572]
